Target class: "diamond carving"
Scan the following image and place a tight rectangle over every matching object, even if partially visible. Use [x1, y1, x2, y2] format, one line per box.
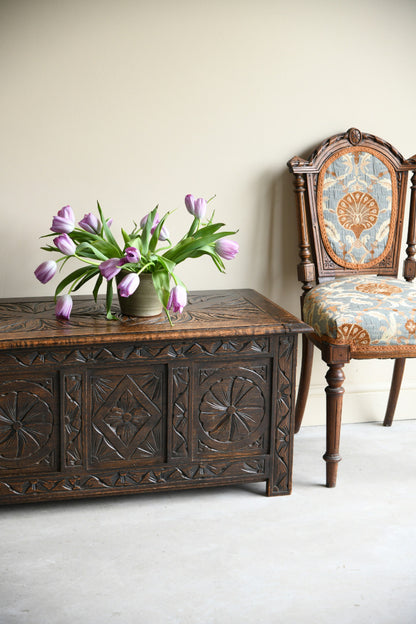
[90, 370, 164, 465]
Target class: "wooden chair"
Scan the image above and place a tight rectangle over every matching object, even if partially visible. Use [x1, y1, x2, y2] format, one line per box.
[287, 128, 416, 487]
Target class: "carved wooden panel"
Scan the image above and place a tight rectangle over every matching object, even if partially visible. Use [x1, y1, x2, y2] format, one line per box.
[171, 366, 190, 457]
[63, 373, 83, 468]
[0, 377, 58, 472]
[196, 362, 270, 457]
[268, 335, 296, 495]
[89, 369, 165, 467]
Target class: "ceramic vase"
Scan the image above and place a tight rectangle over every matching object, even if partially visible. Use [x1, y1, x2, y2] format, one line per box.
[117, 272, 163, 317]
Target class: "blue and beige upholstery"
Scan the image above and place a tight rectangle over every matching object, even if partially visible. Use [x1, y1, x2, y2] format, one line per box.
[304, 275, 416, 358]
[288, 128, 416, 487]
[318, 149, 397, 269]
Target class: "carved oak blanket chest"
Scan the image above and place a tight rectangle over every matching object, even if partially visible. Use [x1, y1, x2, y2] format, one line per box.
[0, 289, 310, 504]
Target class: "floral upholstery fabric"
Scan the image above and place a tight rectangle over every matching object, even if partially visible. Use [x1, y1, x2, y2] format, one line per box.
[317, 148, 397, 270]
[303, 276, 416, 357]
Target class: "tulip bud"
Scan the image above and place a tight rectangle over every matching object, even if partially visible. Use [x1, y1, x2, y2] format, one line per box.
[158, 225, 170, 241]
[99, 257, 126, 280]
[117, 273, 140, 297]
[167, 285, 187, 314]
[51, 205, 75, 234]
[140, 212, 169, 240]
[185, 194, 195, 215]
[194, 198, 207, 219]
[55, 294, 73, 320]
[185, 194, 206, 219]
[215, 238, 239, 260]
[79, 213, 101, 234]
[124, 247, 141, 264]
[34, 260, 57, 284]
[140, 212, 160, 230]
[53, 233, 76, 256]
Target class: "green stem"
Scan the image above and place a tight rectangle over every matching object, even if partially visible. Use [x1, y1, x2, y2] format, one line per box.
[68, 271, 92, 294]
[185, 217, 199, 239]
[137, 262, 154, 274]
[74, 254, 101, 266]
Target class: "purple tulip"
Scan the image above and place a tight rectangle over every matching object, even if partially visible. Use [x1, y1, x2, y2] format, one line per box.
[140, 212, 160, 230]
[55, 294, 73, 320]
[185, 194, 195, 214]
[53, 233, 76, 255]
[194, 197, 207, 219]
[215, 238, 239, 260]
[124, 246, 141, 264]
[140, 212, 169, 240]
[79, 212, 101, 234]
[167, 285, 187, 314]
[99, 257, 126, 280]
[51, 205, 75, 234]
[158, 224, 170, 241]
[185, 194, 206, 219]
[117, 273, 140, 297]
[34, 260, 57, 284]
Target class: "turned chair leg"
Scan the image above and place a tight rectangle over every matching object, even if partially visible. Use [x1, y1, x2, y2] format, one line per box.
[383, 358, 406, 427]
[294, 334, 314, 433]
[323, 362, 345, 488]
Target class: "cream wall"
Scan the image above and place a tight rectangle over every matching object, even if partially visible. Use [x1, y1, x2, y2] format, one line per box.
[1, 0, 416, 425]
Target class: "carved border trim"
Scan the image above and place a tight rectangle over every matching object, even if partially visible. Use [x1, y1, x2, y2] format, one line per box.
[1, 338, 271, 369]
[0, 457, 267, 501]
[269, 335, 295, 495]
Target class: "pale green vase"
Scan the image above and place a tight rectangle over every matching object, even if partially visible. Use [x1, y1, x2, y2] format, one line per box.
[117, 271, 163, 317]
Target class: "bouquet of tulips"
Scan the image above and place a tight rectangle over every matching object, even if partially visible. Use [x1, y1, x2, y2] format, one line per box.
[34, 194, 239, 323]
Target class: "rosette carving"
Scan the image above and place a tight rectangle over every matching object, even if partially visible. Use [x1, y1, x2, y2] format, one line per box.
[199, 375, 266, 447]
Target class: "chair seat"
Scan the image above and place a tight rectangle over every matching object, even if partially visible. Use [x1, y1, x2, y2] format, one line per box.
[303, 275, 416, 357]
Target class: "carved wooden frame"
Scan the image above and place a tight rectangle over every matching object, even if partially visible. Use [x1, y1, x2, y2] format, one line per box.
[288, 127, 416, 284]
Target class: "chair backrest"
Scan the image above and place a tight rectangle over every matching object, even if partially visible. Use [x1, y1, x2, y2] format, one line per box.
[288, 128, 416, 297]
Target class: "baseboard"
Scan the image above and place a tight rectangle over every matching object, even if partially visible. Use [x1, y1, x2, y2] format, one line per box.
[300, 383, 416, 426]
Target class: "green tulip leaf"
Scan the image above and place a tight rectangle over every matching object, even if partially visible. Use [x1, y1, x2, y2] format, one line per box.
[105, 279, 117, 320]
[93, 273, 103, 302]
[55, 266, 94, 300]
[76, 242, 108, 261]
[141, 206, 158, 255]
[70, 267, 100, 292]
[97, 202, 123, 256]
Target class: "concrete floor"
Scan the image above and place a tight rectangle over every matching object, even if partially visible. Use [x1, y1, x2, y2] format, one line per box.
[1, 420, 415, 624]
